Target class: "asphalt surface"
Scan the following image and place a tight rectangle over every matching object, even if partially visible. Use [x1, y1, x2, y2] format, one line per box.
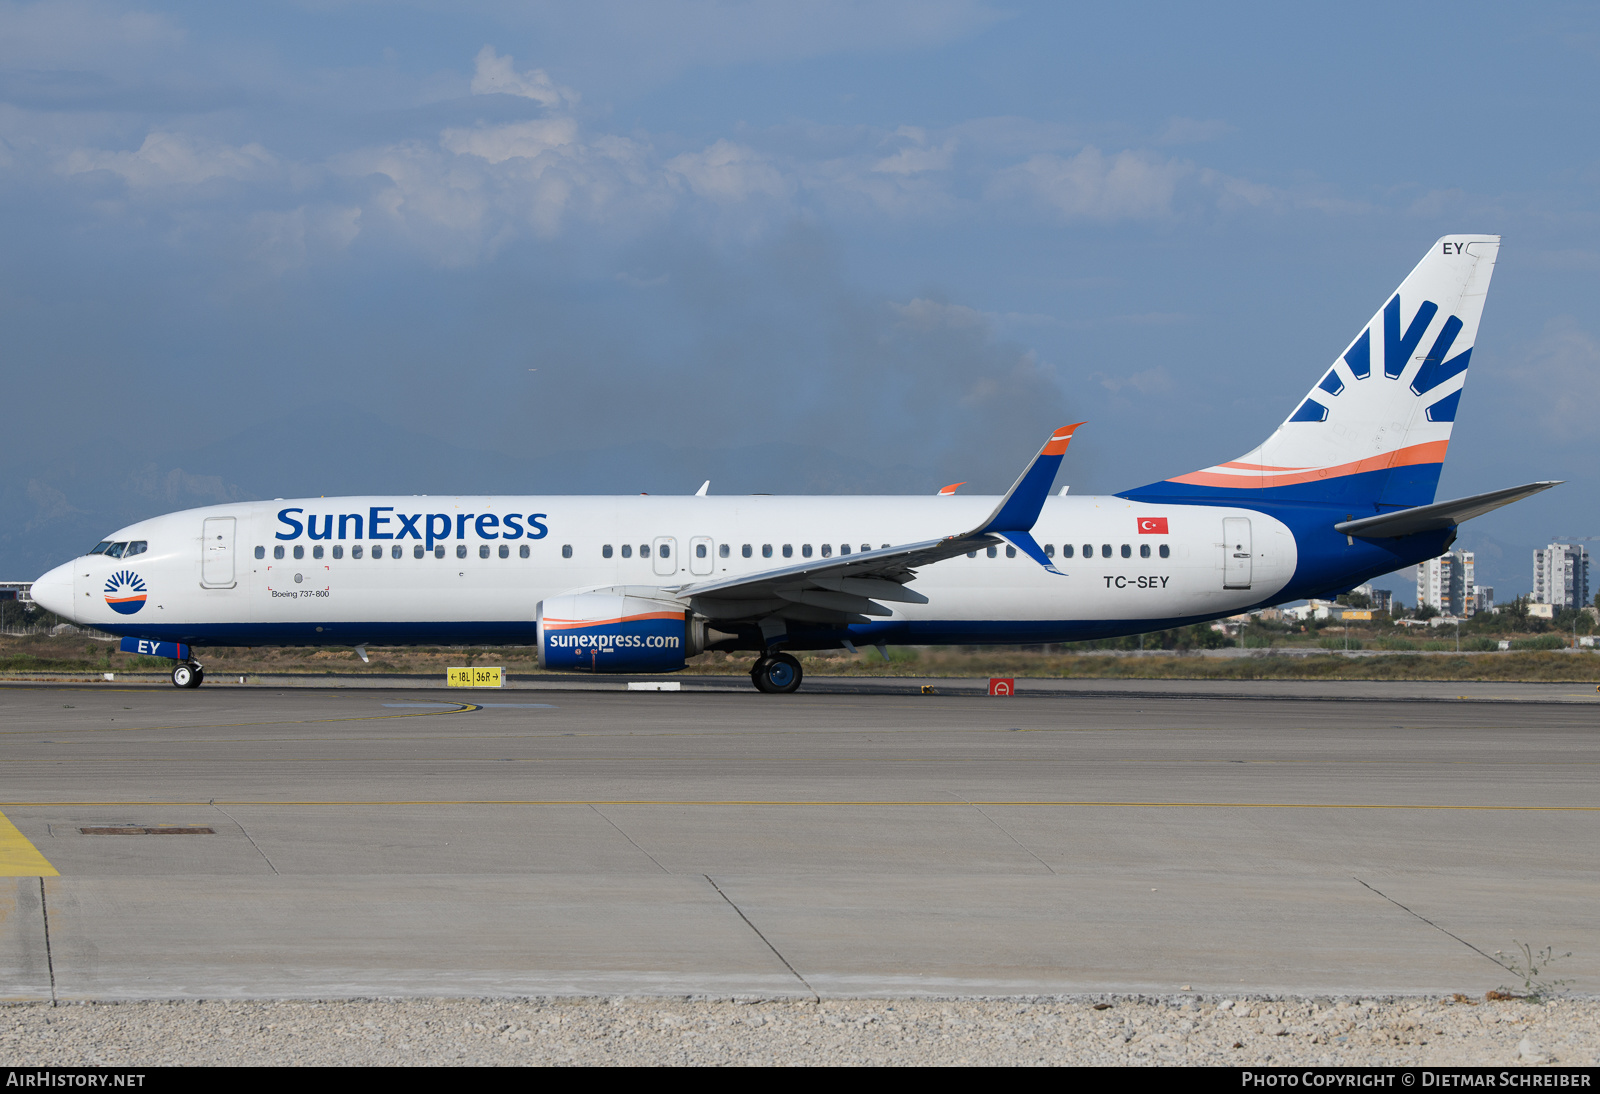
[0, 681, 1595, 1001]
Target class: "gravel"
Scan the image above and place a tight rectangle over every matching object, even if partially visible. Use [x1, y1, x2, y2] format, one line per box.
[2, 996, 1596, 1066]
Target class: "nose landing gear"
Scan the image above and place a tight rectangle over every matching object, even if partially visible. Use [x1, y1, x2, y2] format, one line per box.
[750, 651, 803, 694]
[170, 661, 205, 688]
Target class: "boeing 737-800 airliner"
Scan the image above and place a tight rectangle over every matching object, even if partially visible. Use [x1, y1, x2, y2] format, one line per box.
[30, 236, 1557, 692]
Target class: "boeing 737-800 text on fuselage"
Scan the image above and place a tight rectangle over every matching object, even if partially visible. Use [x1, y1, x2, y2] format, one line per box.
[30, 236, 1558, 692]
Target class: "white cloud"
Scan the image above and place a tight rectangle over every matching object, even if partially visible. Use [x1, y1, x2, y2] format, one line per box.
[1097, 367, 1175, 396]
[872, 127, 955, 174]
[892, 298, 986, 331]
[468, 46, 577, 107]
[667, 139, 790, 203]
[244, 205, 361, 275]
[439, 118, 579, 164]
[61, 131, 275, 187]
[988, 147, 1185, 221]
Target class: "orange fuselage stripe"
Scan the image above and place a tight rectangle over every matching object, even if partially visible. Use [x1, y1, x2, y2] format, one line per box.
[1167, 440, 1449, 490]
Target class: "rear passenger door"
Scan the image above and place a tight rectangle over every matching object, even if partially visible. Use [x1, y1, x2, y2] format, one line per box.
[1222, 517, 1252, 589]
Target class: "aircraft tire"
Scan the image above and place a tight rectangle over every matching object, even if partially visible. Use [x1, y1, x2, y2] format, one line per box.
[171, 663, 195, 688]
[189, 667, 205, 688]
[752, 652, 802, 694]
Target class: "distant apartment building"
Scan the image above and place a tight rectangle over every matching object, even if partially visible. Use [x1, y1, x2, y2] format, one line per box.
[1533, 543, 1590, 610]
[1472, 585, 1494, 613]
[1351, 583, 1394, 614]
[1417, 550, 1475, 617]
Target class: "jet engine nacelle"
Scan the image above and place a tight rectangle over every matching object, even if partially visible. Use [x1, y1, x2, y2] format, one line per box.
[537, 592, 704, 673]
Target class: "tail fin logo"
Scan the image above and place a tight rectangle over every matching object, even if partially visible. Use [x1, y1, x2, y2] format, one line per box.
[1290, 293, 1470, 426]
[104, 570, 147, 615]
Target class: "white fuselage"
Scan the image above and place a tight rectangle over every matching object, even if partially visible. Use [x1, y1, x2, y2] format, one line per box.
[34, 494, 1296, 648]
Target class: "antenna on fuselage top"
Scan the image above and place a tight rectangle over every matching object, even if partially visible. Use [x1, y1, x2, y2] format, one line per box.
[696, 481, 710, 496]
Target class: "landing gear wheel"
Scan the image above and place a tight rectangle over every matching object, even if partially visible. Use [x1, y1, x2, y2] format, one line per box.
[171, 662, 203, 688]
[750, 652, 802, 694]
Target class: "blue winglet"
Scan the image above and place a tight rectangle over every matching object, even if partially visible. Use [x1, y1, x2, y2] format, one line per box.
[1000, 531, 1062, 575]
[977, 423, 1084, 534]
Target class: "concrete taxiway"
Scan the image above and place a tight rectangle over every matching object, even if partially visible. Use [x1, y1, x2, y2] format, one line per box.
[0, 682, 1595, 1000]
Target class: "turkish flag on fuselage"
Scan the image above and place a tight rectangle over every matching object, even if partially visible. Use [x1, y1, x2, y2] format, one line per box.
[1137, 517, 1169, 534]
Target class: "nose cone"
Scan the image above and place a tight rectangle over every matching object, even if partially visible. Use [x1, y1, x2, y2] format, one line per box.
[30, 562, 76, 621]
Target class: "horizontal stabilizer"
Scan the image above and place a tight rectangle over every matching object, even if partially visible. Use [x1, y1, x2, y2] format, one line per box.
[1334, 481, 1561, 539]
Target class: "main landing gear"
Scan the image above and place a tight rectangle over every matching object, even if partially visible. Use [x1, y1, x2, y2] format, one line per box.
[170, 661, 205, 689]
[750, 651, 802, 694]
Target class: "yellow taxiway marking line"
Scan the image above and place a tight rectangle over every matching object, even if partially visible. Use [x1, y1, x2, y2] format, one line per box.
[0, 810, 59, 877]
[1, 800, 1595, 812]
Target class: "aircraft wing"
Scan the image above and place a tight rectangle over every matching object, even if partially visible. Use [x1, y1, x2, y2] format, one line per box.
[1334, 481, 1561, 539]
[669, 424, 1083, 627]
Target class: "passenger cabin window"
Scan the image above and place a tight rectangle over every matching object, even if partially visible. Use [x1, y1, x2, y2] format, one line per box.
[1062, 544, 1075, 558]
[434, 546, 444, 559]
[986, 546, 997, 558]
[1083, 544, 1092, 557]
[293, 545, 304, 559]
[1140, 544, 1150, 558]
[820, 544, 831, 558]
[1101, 544, 1112, 558]
[480, 545, 491, 559]
[782, 545, 792, 558]
[1120, 544, 1131, 558]
[1159, 544, 1170, 559]
[255, 546, 265, 560]
[125, 541, 147, 557]
[801, 544, 812, 558]
[1044, 544, 1054, 558]
[499, 544, 509, 559]
[1006, 546, 1016, 558]
[641, 544, 651, 558]
[352, 545, 364, 559]
[519, 544, 530, 558]
[763, 544, 773, 558]
[313, 545, 324, 560]
[696, 543, 707, 558]
[561, 544, 572, 559]
[967, 551, 976, 558]
[274, 546, 285, 560]
[861, 544, 871, 553]
[391, 545, 402, 559]
[719, 544, 730, 558]
[602, 544, 613, 558]
[333, 546, 344, 559]
[840, 544, 850, 555]
[659, 543, 670, 559]
[742, 544, 752, 558]
[456, 544, 467, 559]
[414, 545, 425, 559]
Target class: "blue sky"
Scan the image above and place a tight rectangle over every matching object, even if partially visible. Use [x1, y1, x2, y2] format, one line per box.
[3, 1, 1597, 596]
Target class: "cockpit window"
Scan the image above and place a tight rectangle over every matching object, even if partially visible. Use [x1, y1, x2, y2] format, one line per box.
[105, 542, 128, 558]
[124, 541, 147, 557]
[88, 542, 112, 555]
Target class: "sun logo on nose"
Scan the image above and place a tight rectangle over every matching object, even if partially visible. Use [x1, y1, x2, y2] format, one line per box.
[103, 570, 148, 615]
